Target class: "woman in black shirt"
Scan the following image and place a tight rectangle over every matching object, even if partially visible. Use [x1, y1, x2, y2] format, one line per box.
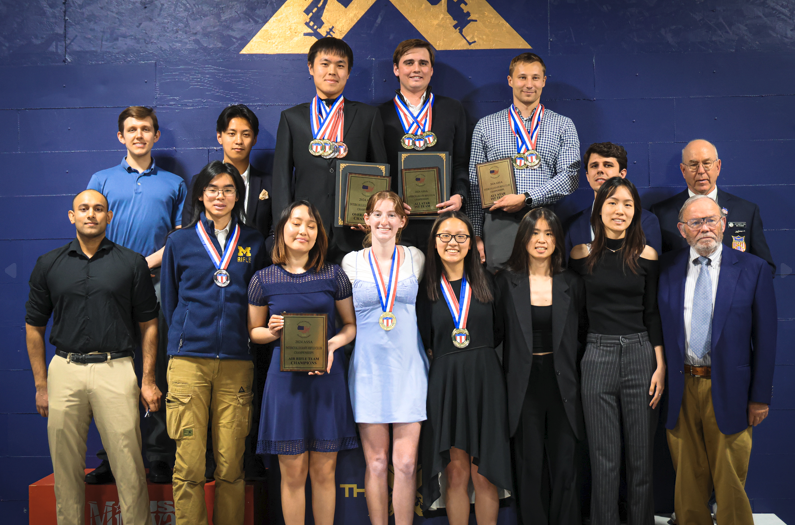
[569, 177, 665, 525]
[497, 208, 586, 525]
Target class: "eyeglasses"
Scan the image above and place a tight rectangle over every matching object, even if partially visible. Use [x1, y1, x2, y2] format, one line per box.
[436, 233, 471, 243]
[683, 160, 716, 173]
[204, 188, 237, 197]
[681, 216, 721, 230]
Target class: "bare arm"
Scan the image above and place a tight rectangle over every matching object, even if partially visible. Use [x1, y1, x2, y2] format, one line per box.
[312, 297, 357, 375]
[25, 324, 49, 417]
[248, 304, 283, 345]
[145, 225, 181, 270]
[139, 318, 161, 412]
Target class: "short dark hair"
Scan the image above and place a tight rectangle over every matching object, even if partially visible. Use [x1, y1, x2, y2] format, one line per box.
[271, 200, 328, 271]
[307, 37, 354, 70]
[506, 208, 565, 275]
[185, 161, 246, 228]
[392, 39, 435, 68]
[509, 52, 546, 76]
[216, 104, 259, 137]
[118, 106, 159, 133]
[587, 177, 646, 275]
[423, 211, 493, 304]
[583, 142, 628, 173]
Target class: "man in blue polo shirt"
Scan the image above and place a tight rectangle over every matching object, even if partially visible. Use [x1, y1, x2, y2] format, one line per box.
[87, 106, 187, 484]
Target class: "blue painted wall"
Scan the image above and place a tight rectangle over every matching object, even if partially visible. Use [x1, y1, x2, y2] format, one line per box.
[1, 1, 793, 523]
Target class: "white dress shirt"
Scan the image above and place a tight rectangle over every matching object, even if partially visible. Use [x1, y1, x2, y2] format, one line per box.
[688, 186, 719, 203]
[683, 243, 723, 366]
[240, 164, 251, 215]
[403, 91, 427, 114]
[215, 222, 231, 251]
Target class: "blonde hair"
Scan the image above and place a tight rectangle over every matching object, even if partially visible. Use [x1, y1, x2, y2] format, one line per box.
[362, 191, 408, 248]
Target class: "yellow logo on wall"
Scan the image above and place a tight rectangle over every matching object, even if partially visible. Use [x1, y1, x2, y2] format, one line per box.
[241, 0, 530, 54]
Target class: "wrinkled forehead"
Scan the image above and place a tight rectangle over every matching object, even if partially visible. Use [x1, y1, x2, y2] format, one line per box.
[683, 198, 720, 219]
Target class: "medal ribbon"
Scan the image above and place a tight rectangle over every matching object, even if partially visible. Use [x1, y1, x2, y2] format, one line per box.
[440, 273, 472, 331]
[509, 104, 544, 154]
[195, 219, 240, 271]
[368, 247, 401, 314]
[310, 96, 345, 141]
[393, 93, 434, 135]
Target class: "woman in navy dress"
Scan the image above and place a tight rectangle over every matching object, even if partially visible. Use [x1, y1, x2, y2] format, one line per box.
[247, 200, 357, 525]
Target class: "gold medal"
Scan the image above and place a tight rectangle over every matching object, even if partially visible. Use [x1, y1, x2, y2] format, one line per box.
[379, 312, 397, 331]
[308, 139, 324, 156]
[451, 328, 470, 348]
[512, 153, 528, 170]
[423, 131, 437, 147]
[401, 134, 415, 149]
[525, 149, 541, 169]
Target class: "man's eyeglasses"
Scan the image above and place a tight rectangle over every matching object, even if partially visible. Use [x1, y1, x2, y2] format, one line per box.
[436, 233, 471, 243]
[683, 160, 716, 173]
[204, 188, 237, 197]
[680, 216, 721, 230]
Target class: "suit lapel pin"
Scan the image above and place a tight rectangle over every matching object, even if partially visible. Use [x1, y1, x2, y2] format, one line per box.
[259, 189, 269, 200]
[721, 207, 728, 215]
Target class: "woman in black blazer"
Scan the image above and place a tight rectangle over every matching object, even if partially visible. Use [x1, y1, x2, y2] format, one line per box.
[496, 208, 586, 525]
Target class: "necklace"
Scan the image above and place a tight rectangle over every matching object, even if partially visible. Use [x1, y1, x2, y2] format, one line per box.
[605, 241, 624, 253]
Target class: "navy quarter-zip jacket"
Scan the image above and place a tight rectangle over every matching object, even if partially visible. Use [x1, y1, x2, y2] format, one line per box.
[162, 212, 266, 360]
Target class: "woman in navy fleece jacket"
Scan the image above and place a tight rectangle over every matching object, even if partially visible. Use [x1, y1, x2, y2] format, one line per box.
[161, 160, 266, 525]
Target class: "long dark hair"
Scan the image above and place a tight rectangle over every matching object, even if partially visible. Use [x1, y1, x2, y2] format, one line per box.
[506, 208, 565, 275]
[185, 161, 246, 228]
[423, 211, 493, 303]
[587, 177, 646, 274]
[271, 200, 328, 271]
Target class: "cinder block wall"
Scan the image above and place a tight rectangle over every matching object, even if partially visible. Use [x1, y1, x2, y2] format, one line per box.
[0, 1, 792, 523]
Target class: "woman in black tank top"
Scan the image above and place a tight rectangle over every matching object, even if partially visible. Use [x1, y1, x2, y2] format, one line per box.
[496, 208, 586, 525]
[569, 177, 665, 525]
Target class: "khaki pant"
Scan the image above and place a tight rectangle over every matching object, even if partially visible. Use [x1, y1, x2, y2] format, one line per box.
[667, 375, 753, 525]
[167, 356, 254, 525]
[47, 355, 149, 525]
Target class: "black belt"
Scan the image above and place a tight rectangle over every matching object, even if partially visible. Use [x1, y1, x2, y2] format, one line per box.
[55, 349, 134, 364]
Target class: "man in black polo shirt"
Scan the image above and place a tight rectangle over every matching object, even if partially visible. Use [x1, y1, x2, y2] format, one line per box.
[25, 189, 160, 525]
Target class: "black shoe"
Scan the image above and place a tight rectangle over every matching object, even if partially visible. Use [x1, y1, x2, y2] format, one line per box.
[244, 455, 267, 481]
[85, 460, 114, 484]
[148, 460, 172, 484]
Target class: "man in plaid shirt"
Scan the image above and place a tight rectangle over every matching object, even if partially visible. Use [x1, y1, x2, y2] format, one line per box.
[467, 52, 580, 270]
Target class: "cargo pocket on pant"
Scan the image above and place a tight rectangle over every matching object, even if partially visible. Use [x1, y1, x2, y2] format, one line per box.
[166, 392, 195, 441]
[235, 392, 254, 438]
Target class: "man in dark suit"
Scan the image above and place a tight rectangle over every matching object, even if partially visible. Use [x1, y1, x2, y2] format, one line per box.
[183, 104, 273, 260]
[658, 195, 776, 525]
[182, 104, 273, 480]
[272, 37, 387, 263]
[379, 39, 469, 252]
[650, 139, 775, 274]
[564, 142, 662, 257]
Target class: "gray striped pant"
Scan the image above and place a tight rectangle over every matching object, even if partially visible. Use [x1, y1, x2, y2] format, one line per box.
[582, 332, 657, 525]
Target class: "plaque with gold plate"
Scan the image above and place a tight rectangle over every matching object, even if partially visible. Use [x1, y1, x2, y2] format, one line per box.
[280, 313, 328, 372]
[335, 161, 391, 227]
[475, 158, 517, 209]
[398, 151, 451, 220]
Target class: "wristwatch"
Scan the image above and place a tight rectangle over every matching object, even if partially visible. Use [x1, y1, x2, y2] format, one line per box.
[523, 192, 533, 207]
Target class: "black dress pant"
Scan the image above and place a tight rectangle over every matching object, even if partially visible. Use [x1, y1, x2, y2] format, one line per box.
[513, 354, 580, 525]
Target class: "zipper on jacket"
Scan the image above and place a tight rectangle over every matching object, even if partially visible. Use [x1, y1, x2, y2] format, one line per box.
[217, 286, 226, 358]
[179, 305, 189, 352]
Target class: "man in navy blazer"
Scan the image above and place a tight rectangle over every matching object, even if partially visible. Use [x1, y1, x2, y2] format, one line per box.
[650, 139, 775, 274]
[564, 142, 661, 257]
[658, 195, 776, 525]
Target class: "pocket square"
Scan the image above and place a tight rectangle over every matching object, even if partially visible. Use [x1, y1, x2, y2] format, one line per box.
[259, 189, 269, 200]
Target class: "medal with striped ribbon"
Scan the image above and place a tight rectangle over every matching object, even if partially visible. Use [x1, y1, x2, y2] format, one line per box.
[369, 247, 401, 331]
[508, 103, 544, 169]
[440, 272, 471, 348]
[195, 220, 240, 287]
[394, 93, 436, 150]
[308, 96, 347, 159]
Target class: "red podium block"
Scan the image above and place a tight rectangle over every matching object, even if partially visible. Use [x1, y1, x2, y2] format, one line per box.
[29, 470, 264, 525]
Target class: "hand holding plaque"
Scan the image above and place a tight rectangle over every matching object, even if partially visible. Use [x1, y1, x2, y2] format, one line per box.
[280, 313, 329, 373]
[476, 158, 517, 209]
